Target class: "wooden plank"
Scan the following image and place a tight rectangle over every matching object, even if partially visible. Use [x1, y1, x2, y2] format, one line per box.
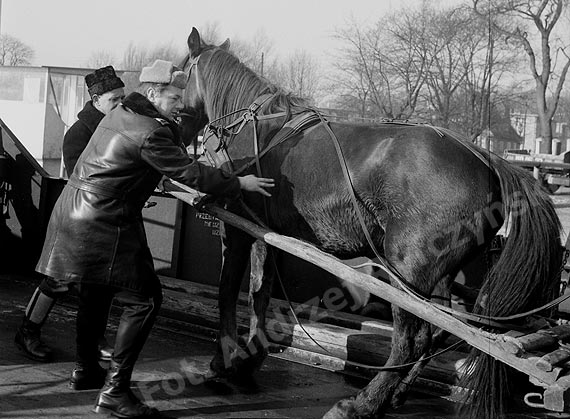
[536, 348, 570, 372]
[164, 180, 564, 386]
[158, 277, 464, 385]
[161, 275, 398, 340]
[0, 116, 50, 177]
[503, 325, 570, 355]
[272, 346, 462, 400]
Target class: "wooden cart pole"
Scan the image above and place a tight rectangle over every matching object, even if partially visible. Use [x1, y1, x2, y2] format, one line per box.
[164, 180, 563, 386]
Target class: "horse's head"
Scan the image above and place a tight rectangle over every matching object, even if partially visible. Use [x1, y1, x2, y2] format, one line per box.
[174, 28, 229, 147]
[182, 27, 230, 117]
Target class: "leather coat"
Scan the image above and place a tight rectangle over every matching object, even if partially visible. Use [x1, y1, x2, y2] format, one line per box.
[36, 92, 241, 293]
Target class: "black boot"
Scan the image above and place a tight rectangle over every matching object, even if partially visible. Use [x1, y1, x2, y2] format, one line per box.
[93, 363, 159, 418]
[15, 287, 56, 362]
[15, 318, 53, 362]
[98, 337, 113, 362]
[69, 362, 107, 391]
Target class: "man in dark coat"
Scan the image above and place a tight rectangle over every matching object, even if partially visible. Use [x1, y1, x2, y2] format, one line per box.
[35, 59, 274, 418]
[62, 66, 126, 176]
[15, 66, 125, 375]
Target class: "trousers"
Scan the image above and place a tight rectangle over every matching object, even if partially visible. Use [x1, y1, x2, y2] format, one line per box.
[76, 280, 162, 374]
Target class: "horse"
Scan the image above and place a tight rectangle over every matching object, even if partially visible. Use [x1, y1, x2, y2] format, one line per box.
[180, 27, 563, 419]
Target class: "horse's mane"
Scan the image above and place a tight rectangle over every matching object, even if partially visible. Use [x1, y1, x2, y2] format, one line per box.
[202, 48, 310, 123]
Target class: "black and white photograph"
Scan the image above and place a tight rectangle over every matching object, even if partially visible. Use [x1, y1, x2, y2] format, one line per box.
[0, 0, 569, 418]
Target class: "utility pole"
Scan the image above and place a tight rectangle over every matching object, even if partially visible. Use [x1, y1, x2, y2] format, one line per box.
[0, 0, 3, 36]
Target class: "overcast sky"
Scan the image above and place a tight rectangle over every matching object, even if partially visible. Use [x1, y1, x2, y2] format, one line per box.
[1, 0, 462, 68]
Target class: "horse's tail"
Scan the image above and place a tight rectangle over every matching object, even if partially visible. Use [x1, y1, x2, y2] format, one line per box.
[459, 147, 563, 419]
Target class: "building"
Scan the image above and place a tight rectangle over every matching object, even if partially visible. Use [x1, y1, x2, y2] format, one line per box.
[510, 111, 570, 154]
[0, 65, 136, 177]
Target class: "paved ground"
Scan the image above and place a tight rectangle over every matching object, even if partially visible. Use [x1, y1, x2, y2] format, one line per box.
[0, 273, 462, 419]
[2, 274, 570, 419]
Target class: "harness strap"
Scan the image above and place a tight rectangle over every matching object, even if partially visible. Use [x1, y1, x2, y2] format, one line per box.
[233, 97, 334, 355]
[307, 108, 395, 274]
[220, 94, 278, 133]
[233, 110, 321, 175]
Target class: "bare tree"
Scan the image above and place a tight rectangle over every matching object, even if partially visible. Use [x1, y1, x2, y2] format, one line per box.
[474, 0, 570, 151]
[120, 41, 183, 71]
[273, 50, 321, 102]
[0, 34, 34, 66]
[331, 2, 519, 134]
[196, 21, 225, 46]
[422, 5, 518, 136]
[423, 8, 481, 128]
[230, 28, 277, 77]
[85, 50, 118, 69]
[332, 7, 435, 120]
[457, 15, 522, 141]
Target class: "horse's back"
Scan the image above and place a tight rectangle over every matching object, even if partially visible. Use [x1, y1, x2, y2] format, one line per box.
[287, 121, 500, 212]
[268, 122, 502, 260]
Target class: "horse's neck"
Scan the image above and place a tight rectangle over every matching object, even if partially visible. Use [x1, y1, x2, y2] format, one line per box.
[207, 71, 271, 121]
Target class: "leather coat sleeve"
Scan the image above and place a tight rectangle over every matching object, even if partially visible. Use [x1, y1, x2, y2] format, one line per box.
[141, 126, 242, 200]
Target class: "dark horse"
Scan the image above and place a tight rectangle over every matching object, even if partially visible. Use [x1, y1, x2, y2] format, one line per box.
[181, 27, 562, 419]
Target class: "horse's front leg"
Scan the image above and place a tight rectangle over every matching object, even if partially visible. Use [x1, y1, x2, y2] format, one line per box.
[210, 222, 255, 377]
[239, 240, 276, 374]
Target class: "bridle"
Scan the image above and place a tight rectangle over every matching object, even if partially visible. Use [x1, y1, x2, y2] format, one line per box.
[179, 53, 202, 108]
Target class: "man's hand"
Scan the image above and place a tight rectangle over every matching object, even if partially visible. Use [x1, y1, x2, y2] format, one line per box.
[238, 175, 275, 197]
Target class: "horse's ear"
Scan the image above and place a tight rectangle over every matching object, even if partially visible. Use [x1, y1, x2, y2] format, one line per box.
[187, 27, 201, 58]
[219, 38, 230, 51]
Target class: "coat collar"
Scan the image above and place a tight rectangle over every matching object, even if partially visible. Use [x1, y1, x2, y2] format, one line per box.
[123, 92, 164, 120]
[122, 92, 181, 144]
[77, 101, 104, 134]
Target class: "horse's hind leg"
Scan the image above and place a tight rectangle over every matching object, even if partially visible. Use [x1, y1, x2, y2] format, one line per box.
[209, 223, 255, 377]
[324, 305, 435, 419]
[390, 275, 454, 408]
[324, 235, 448, 418]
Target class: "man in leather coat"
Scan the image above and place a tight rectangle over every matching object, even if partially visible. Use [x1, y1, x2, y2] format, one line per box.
[15, 66, 125, 371]
[35, 59, 274, 418]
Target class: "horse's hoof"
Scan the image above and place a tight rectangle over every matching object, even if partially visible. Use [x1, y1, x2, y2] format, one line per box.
[202, 368, 220, 381]
[322, 398, 357, 419]
[233, 351, 266, 377]
[209, 355, 234, 378]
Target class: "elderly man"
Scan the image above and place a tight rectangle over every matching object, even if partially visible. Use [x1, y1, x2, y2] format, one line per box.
[35, 59, 274, 418]
[15, 66, 125, 373]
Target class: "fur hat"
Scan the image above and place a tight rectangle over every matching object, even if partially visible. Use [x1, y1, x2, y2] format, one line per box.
[139, 60, 187, 89]
[85, 66, 125, 97]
